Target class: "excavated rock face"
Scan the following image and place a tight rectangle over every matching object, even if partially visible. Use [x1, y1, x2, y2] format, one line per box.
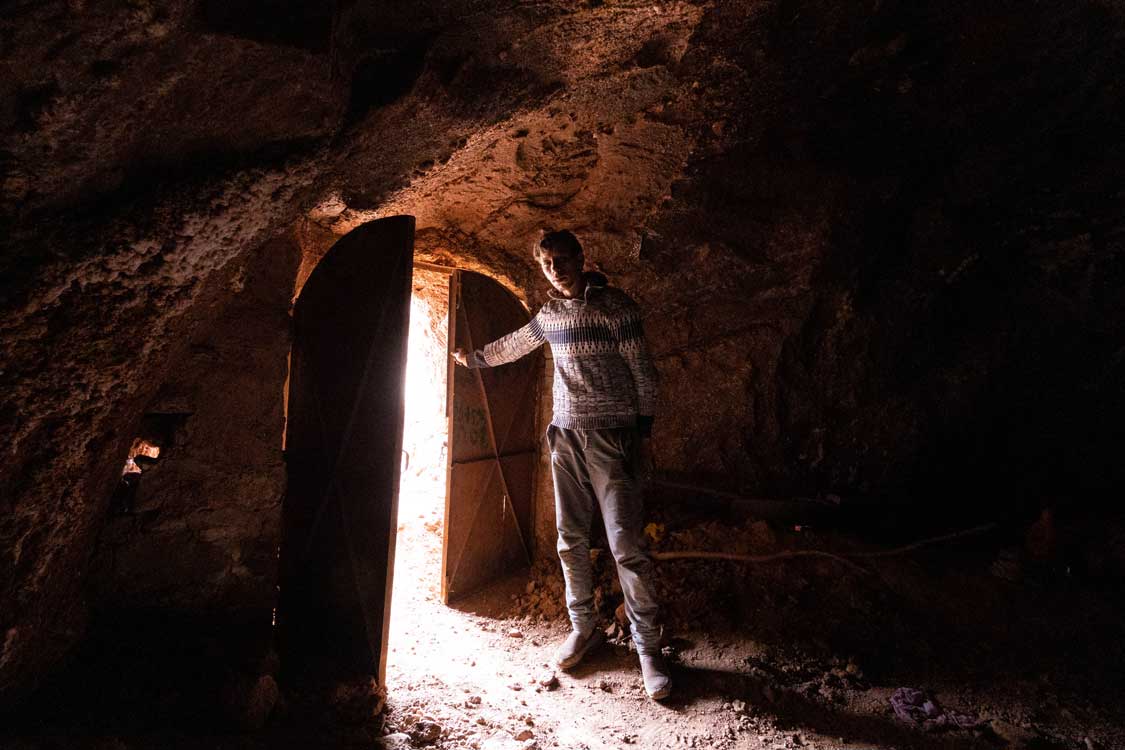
[2, 0, 1123, 703]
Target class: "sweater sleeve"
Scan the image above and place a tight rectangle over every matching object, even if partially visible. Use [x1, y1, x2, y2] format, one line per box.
[610, 297, 658, 433]
[468, 311, 546, 368]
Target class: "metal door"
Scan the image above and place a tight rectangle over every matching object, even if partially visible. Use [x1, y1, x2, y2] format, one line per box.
[278, 216, 414, 683]
[442, 271, 541, 603]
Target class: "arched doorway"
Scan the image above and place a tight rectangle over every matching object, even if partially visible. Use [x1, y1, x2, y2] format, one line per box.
[277, 219, 543, 689]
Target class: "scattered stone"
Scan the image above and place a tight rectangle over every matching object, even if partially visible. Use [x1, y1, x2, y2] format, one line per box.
[731, 699, 747, 714]
[537, 671, 559, 690]
[509, 682, 523, 690]
[409, 720, 442, 745]
[596, 678, 611, 692]
[330, 677, 386, 725]
[514, 729, 534, 741]
[375, 733, 412, 749]
[614, 602, 628, 626]
[507, 628, 524, 638]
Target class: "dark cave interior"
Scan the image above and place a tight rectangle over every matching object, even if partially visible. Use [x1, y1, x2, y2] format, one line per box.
[1, 1, 1123, 748]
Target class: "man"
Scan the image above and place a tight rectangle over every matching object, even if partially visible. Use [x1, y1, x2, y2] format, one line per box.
[452, 229, 671, 700]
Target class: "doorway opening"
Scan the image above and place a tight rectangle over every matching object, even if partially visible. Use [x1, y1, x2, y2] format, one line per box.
[280, 217, 543, 694]
[386, 270, 452, 688]
[386, 265, 545, 701]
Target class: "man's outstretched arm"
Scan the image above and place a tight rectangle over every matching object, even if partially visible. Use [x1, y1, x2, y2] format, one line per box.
[452, 314, 546, 369]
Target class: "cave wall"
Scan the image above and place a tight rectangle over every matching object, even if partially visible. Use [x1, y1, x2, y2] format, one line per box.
[87, 234, 299, 619]
[627, 0, 1125, 506]
[2, 0, 1123, 705]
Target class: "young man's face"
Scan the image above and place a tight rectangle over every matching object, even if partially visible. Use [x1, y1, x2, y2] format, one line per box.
[538, 246, 585, 298]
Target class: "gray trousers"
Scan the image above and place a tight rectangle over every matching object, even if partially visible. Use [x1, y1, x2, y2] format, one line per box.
[547, 424, 661, 654]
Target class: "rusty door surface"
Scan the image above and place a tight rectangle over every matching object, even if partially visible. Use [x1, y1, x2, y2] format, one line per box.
[278, 216, 414, 683]
[443, 270, 541, 603]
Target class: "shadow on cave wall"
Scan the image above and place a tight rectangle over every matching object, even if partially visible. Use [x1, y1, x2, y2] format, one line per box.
[638, 0, 1125, 526]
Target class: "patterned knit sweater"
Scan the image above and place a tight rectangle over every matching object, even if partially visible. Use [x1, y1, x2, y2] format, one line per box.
[469, 272, 658, 434]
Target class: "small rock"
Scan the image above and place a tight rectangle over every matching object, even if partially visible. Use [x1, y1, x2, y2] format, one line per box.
[614, 603, 628, 626]
[596, 678, 611, 692]
[731, 699, 747, 714]
[507, 628, 524, 638]
[515, 729, 534, 741]
[330, 676, 386, 725]
[409, 720, 442, 745]
[375, 732, 412, 749]
[538, 671, 559, 690]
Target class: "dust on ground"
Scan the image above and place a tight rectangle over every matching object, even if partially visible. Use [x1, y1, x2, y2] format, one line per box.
[383, 465, 1125, 750]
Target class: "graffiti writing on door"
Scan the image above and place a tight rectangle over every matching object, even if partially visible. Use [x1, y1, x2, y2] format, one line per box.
[453, 402, 489, 451]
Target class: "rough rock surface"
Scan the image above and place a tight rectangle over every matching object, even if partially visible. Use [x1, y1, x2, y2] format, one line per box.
[2, 0, 1124, 706]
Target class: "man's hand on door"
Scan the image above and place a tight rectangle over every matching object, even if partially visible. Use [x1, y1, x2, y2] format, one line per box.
[451, 348, 470, 367]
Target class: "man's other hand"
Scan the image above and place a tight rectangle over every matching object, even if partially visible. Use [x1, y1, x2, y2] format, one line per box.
[451, 348, 470, 367]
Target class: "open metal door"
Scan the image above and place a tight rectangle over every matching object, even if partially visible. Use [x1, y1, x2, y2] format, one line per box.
[278, 216, 414, 683]
[442, 270, 541, 603]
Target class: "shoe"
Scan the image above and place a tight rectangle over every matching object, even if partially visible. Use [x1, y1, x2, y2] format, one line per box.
[554, 627, 605, 670]
[639, 653, 672, 700]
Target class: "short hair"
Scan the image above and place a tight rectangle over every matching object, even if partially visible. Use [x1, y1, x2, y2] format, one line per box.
[535, 229, 583, 259]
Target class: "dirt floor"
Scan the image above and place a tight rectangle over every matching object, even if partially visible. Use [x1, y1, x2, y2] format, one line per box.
[1, 480, 1123, 750]
[380, 457, 1125, 750]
